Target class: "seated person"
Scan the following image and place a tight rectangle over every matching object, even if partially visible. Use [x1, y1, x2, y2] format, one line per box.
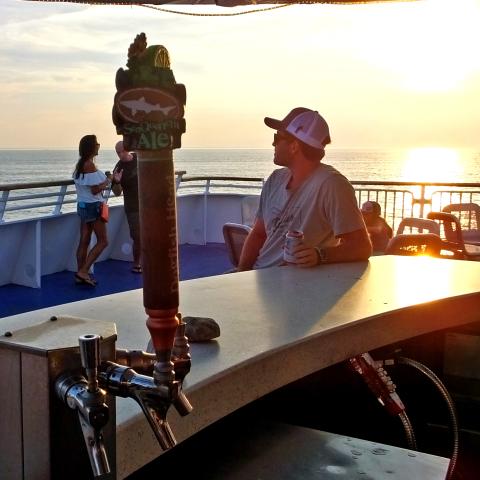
[361, 201, 393, 252]
[238, 107, 372, 271]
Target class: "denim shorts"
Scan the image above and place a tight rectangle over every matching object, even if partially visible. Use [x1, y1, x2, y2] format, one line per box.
[77, 201, 101, 223]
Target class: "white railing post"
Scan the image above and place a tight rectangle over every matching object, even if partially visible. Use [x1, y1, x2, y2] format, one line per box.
[0, 190, 9, 223]
[203, 180, 211, 245]
[419, 185, 426, 218]
[34, 220, 42, 288]
[53, 184, 68, 215]
[175, 171, 186, 191]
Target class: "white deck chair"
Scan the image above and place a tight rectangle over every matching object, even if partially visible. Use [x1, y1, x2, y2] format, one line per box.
[442, 203, 480, 245]
[396, 217, 440, 236]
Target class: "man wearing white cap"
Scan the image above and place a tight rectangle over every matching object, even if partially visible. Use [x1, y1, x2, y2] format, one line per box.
[238, 107, 372, 270]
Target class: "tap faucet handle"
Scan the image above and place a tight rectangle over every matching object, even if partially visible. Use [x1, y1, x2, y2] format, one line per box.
[55, 374, 111, 478]
[79, 334, 101, 392]
[136, 394, 177, 450]
[77, 408, 111, 477]
[99, 363, 177, 450]
[173, 387, 193, 417]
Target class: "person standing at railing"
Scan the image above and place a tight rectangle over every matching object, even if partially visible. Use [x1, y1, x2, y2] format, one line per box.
[111, 140, 142, 273]
[238, 107, 372, 271]
[73, 134, 110, 286]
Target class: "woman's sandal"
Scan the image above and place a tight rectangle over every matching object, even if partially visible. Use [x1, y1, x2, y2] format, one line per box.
[75, 273, 97, 287]
[131, 265, 142, 274]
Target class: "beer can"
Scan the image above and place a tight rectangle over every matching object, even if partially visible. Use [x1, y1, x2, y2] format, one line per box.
[283, 230, 304, 263]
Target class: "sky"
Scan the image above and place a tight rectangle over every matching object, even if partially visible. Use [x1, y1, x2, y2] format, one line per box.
[1, 0, 480, 150]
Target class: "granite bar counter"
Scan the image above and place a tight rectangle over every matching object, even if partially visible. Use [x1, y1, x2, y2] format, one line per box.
[2, 255, 480, 478]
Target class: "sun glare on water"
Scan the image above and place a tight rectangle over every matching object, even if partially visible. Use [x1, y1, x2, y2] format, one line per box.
[400, 147, 463, 183]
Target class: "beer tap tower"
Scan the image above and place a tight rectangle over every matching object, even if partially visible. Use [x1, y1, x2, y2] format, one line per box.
[0, 34, 191, 479]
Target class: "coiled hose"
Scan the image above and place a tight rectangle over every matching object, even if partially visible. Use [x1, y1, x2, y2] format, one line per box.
[394, 356, 459, 480]
[398, 410, 417, 451]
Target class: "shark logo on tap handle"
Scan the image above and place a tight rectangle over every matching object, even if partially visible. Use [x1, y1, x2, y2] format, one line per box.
[112, 33, 186, 150]
[120, 97, 176, 117]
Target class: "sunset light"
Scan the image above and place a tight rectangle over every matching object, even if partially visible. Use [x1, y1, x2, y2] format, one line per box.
[2, 4, 480, 478]
[354, 0, 480, 93]
[1, 1, 480, 149]
[400, 147, 464, 183]
[392, 256, 454, 306]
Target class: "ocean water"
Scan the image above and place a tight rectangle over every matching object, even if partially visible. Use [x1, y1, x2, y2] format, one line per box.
[1, 147, 479, 222]
[1, 147, 480, 185]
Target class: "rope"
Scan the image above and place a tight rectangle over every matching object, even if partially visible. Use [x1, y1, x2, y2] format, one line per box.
[26, 1, 418, 16]
[140, 3, 292, 16]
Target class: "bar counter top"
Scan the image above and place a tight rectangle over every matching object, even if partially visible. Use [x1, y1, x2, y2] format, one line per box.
[3, 255, 480, 478]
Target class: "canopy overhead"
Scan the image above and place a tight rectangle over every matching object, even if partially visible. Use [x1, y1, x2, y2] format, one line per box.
[25, 0, 417, 7]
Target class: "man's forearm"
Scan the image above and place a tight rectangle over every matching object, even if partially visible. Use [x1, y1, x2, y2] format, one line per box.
[237, 232, 265, 271]
[320, 230, 372, 264]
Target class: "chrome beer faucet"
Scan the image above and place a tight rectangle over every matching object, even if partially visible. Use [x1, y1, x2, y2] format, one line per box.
[55, 334, 111, 477]
[98, 356, 191, 450]
[110, 318, 193, 440]
[56, 322, 193, 477]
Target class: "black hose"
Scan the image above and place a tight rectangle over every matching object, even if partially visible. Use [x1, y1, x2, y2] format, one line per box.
[398, 410, 417, 451]
[395, 356, 459, 480]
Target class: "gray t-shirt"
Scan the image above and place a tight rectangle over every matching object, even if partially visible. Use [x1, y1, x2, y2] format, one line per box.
[254, 164, 365, 269]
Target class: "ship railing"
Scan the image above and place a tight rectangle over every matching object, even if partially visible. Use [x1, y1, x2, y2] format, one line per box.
[177, 175, 265, 195]
[352, 181, 480, 232]
[0, 171, 187, 223]
[1, 176, 480, 231]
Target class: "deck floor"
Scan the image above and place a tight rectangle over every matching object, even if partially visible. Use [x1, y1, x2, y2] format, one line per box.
[0, 243, 232, 318]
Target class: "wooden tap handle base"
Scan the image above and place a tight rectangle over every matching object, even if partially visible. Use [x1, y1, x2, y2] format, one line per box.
[146, 309, 180, 353]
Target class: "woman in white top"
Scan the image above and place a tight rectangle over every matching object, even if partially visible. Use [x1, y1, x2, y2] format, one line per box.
[73, 135, 110, 286]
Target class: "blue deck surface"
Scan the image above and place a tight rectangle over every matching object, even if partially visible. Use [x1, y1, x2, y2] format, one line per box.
[0, 243, 232, 318]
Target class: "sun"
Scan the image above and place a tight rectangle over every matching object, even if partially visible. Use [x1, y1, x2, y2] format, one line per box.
[400, 147, 463, 183]
[401, 147, 463, 182]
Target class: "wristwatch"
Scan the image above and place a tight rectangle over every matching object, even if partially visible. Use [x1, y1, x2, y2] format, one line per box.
[315, 247, 328, 264]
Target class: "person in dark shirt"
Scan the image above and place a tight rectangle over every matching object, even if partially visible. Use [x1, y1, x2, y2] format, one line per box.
[112, 141, 142, 273]
[361, 200, 393, 252]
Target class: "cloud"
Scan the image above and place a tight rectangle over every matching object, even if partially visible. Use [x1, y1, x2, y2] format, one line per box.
[2, 0, 480, 148]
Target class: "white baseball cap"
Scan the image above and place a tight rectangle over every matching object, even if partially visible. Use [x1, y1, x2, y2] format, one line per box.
[264, 108, 331, 149]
